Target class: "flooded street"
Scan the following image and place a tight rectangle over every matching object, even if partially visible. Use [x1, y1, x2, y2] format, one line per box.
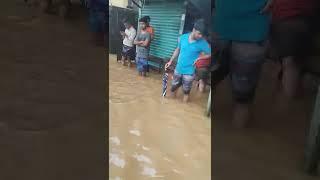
[213, 61, 320, 179]
[0, 1, 106, 179]
[3, 0, 320, 179]
[109, 54, 211, 180]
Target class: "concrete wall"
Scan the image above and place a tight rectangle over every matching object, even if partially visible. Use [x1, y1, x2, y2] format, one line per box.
[109, 0, 128, 8]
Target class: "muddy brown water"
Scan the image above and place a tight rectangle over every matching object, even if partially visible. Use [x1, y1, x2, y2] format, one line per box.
[0, 1, 106, 180]
[213, 61, 320, 180]
[109, 54, 211, 180]
[3, 1, 319, 180]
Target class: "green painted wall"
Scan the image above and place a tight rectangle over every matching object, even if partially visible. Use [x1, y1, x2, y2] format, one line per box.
[140, 0, 185, 60]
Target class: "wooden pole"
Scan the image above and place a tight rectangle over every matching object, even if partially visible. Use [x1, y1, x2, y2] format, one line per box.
[206, 88, 211, 117]
[305, 85, 320, 175]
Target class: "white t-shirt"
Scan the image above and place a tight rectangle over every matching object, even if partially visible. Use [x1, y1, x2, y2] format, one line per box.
[123, 26, 136, 47]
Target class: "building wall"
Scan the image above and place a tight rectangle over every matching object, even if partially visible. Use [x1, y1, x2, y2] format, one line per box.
[140, 0, 185, 59]
[109, 0, 128, 8]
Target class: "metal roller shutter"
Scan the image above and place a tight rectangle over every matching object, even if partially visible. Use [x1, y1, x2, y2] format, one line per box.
[140, 0, 185, 60]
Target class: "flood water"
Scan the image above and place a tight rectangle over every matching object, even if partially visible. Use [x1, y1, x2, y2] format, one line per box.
[109, 54, 211, 180]
[0, 1, 106, 179]
[213, 61, 320, 179]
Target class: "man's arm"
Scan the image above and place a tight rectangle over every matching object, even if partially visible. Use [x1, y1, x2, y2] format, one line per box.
[127, 29, 136, 42]
[138, 33, 151, 47]
[133, 34, 142, 45]
[165, 48, 180, 70]
[133, 39, 141, 45]
[165, 38, 181, 69]
[195, 41, 212, 63]
[121, 31, 127, 38]
[120, 31, 125, 39]
[169, 37, 181, 62]
[140, 39, 150, 47]
[197, 54, 211, 60]
[169, 48, 180, 63]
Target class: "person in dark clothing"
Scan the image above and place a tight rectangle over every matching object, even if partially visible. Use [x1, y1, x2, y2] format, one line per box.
[271, 0, 318, 98]
[87, 0, 107, 46]
[213, 0, 272, 128]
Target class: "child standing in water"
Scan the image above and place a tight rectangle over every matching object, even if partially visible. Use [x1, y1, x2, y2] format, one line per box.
[134, 17, 151, 76]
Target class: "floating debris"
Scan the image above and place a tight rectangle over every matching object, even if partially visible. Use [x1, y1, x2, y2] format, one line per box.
[109, 136, 120, 146]
[109, 153, 126, 168]
[142, 166, 157, 177]
[163, 157, 173, 163]
[133, 153, 152, 164]
[109, 177, 122, 180]
[142, 146, 150, 151]
[173, 169, 183, 174]
[129, 130, 141, 136]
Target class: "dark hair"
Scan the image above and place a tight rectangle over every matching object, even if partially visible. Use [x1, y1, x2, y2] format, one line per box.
[124, 21, 131, 26]
[122, 18, 131, 24]
[144, 16, 151, 23]
[139, 17, 148, 23]
[193, 19, 206, 35]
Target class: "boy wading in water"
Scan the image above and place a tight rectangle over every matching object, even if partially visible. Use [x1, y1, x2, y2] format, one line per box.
[134, 17, 151, 77]
[120, 19, 136, 67]
[165, 19, 211, 103]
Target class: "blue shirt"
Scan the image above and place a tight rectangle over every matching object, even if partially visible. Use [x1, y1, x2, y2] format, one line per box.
[175, 33, 211, 75]
[213, 0, 270, 42]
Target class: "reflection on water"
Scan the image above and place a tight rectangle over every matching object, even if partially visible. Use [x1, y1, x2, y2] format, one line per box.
[109, 54, 211, 180]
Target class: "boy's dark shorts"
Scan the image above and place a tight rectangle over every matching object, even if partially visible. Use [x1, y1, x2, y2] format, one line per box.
[214, 40, 267, 104]
[271, 16, 313, 61]
[121, 45, 135, 59]
[195, 67, 209, 81]
[171, 71, 195, 95]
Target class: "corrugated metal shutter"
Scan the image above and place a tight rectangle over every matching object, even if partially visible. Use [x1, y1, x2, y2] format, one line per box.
[140, 0, 185, 60]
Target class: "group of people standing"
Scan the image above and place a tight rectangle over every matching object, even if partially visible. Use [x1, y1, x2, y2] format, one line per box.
[120, 16, 212, 103]
[117, 0, 320, 119]
[213, 0, 320, 128]
[120, 16, 154, 77]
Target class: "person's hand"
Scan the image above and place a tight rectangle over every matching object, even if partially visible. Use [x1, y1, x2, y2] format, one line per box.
[193, 58, 199, 66]
[165, 61, 172, 70]
[194, 57, 204, 66]
[194, 54, 205, 65]
[260, 0, 273, 14]
[120, 31, 125, 36]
